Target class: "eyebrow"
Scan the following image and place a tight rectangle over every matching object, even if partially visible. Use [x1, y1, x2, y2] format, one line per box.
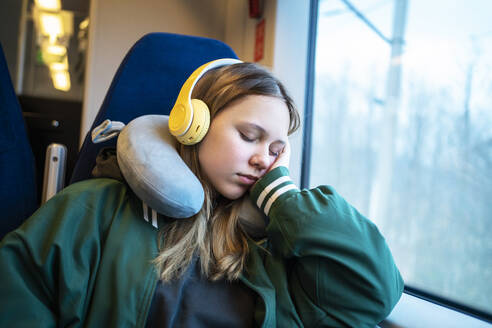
[240, 122, 286, 145]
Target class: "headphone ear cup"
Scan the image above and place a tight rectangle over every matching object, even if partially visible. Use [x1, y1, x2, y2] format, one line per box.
[178, 99, 210, 145]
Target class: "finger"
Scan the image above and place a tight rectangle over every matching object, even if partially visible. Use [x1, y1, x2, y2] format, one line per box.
[269, 140, 291, 171]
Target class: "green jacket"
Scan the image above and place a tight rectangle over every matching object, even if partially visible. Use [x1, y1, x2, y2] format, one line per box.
[0, 167, 403, 327]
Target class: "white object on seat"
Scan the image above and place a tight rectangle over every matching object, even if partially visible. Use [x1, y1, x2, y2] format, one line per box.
[91, 119, 126, 143]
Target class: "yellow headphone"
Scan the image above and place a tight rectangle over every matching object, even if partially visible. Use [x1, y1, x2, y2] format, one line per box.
[168, 58, 242, 145]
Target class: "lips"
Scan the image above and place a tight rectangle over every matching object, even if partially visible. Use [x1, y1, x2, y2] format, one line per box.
[237, 174, 259, 185]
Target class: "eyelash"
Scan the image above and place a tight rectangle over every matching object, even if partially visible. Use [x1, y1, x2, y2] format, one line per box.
[239, 132, 255, 142]
[240, 132, 279, 156]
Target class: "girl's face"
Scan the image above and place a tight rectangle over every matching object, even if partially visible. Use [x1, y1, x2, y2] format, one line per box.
[198, 95, 290, 200]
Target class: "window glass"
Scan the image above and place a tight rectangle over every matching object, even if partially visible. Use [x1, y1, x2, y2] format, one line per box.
[311, 0, 492, 314]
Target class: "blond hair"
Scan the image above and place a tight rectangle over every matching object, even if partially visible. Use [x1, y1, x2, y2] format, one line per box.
[153, 63, 300, 282]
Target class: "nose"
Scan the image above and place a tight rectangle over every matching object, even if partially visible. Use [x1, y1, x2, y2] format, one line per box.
[249, 149, 271, 172]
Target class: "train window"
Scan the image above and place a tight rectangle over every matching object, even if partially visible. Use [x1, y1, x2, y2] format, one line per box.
[307, 0, 492, 320]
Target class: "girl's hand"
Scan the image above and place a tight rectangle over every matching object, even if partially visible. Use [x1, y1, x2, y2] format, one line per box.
[268, 140, 291, 172]
[250, 141, 291, 192]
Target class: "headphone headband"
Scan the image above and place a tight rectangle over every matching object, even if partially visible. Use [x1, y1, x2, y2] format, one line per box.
[181, 58, 242, 112]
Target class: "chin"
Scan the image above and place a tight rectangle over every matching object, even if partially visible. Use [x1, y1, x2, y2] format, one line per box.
[218, 186, 247, 200]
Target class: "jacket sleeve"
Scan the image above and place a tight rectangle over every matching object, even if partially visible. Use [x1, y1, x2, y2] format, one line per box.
[249, 167, 404, 327]
[0, 179, 122, 327]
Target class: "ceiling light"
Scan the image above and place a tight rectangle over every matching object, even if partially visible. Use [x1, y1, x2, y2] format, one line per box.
[50, 69, 71, 92]
[34, 0, 61, 11]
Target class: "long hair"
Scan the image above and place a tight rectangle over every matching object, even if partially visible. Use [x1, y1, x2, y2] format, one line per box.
[153, 62, 300, 282]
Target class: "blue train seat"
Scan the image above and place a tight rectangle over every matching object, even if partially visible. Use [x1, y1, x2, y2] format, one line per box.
[0, 43, 37, 240]
[70, 32, 238, 184]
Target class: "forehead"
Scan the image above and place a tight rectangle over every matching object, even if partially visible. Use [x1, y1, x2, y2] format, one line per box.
[215, 95, 290, 136]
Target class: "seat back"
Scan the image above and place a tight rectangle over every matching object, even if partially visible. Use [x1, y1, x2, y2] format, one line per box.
[70, 32, 237, 184]
[0, 43, 37, 239]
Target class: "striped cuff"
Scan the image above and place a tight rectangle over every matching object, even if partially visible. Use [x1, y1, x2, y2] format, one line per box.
[250, 166, 299, 216]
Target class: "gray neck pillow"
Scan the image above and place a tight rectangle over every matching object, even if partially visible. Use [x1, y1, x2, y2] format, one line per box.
[117, 115, 204, 218]
[115, 115, 267, 236]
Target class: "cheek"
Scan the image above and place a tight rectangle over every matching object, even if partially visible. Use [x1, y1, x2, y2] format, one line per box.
[213, 138, 245, 168]
[198, 132, 234, 175]
[211, 127, 243, 157]
[199, 138, 247, 180]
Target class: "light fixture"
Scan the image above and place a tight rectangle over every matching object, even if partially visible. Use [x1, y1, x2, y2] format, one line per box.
[79, 17, 89, 30]
[44, 44, 67, 56]
[33, 8, 73, 45]
[44, 44, 66, 56]
[34, 0, 61, 12]
[38, 12, 63, 42]
[40, 43, 66, 64]
[32, 2, 74, 92]
[49, 56, 68, 71]
[50, 69, 70, 92]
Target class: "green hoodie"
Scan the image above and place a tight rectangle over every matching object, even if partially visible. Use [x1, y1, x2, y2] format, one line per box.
[0, 167, 403, 327]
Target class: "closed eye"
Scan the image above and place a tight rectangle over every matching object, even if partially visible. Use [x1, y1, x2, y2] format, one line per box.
[239, 132, 256, 142]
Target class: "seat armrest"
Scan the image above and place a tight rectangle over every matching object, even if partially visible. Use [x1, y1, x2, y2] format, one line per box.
[41, 143, 67, 203]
